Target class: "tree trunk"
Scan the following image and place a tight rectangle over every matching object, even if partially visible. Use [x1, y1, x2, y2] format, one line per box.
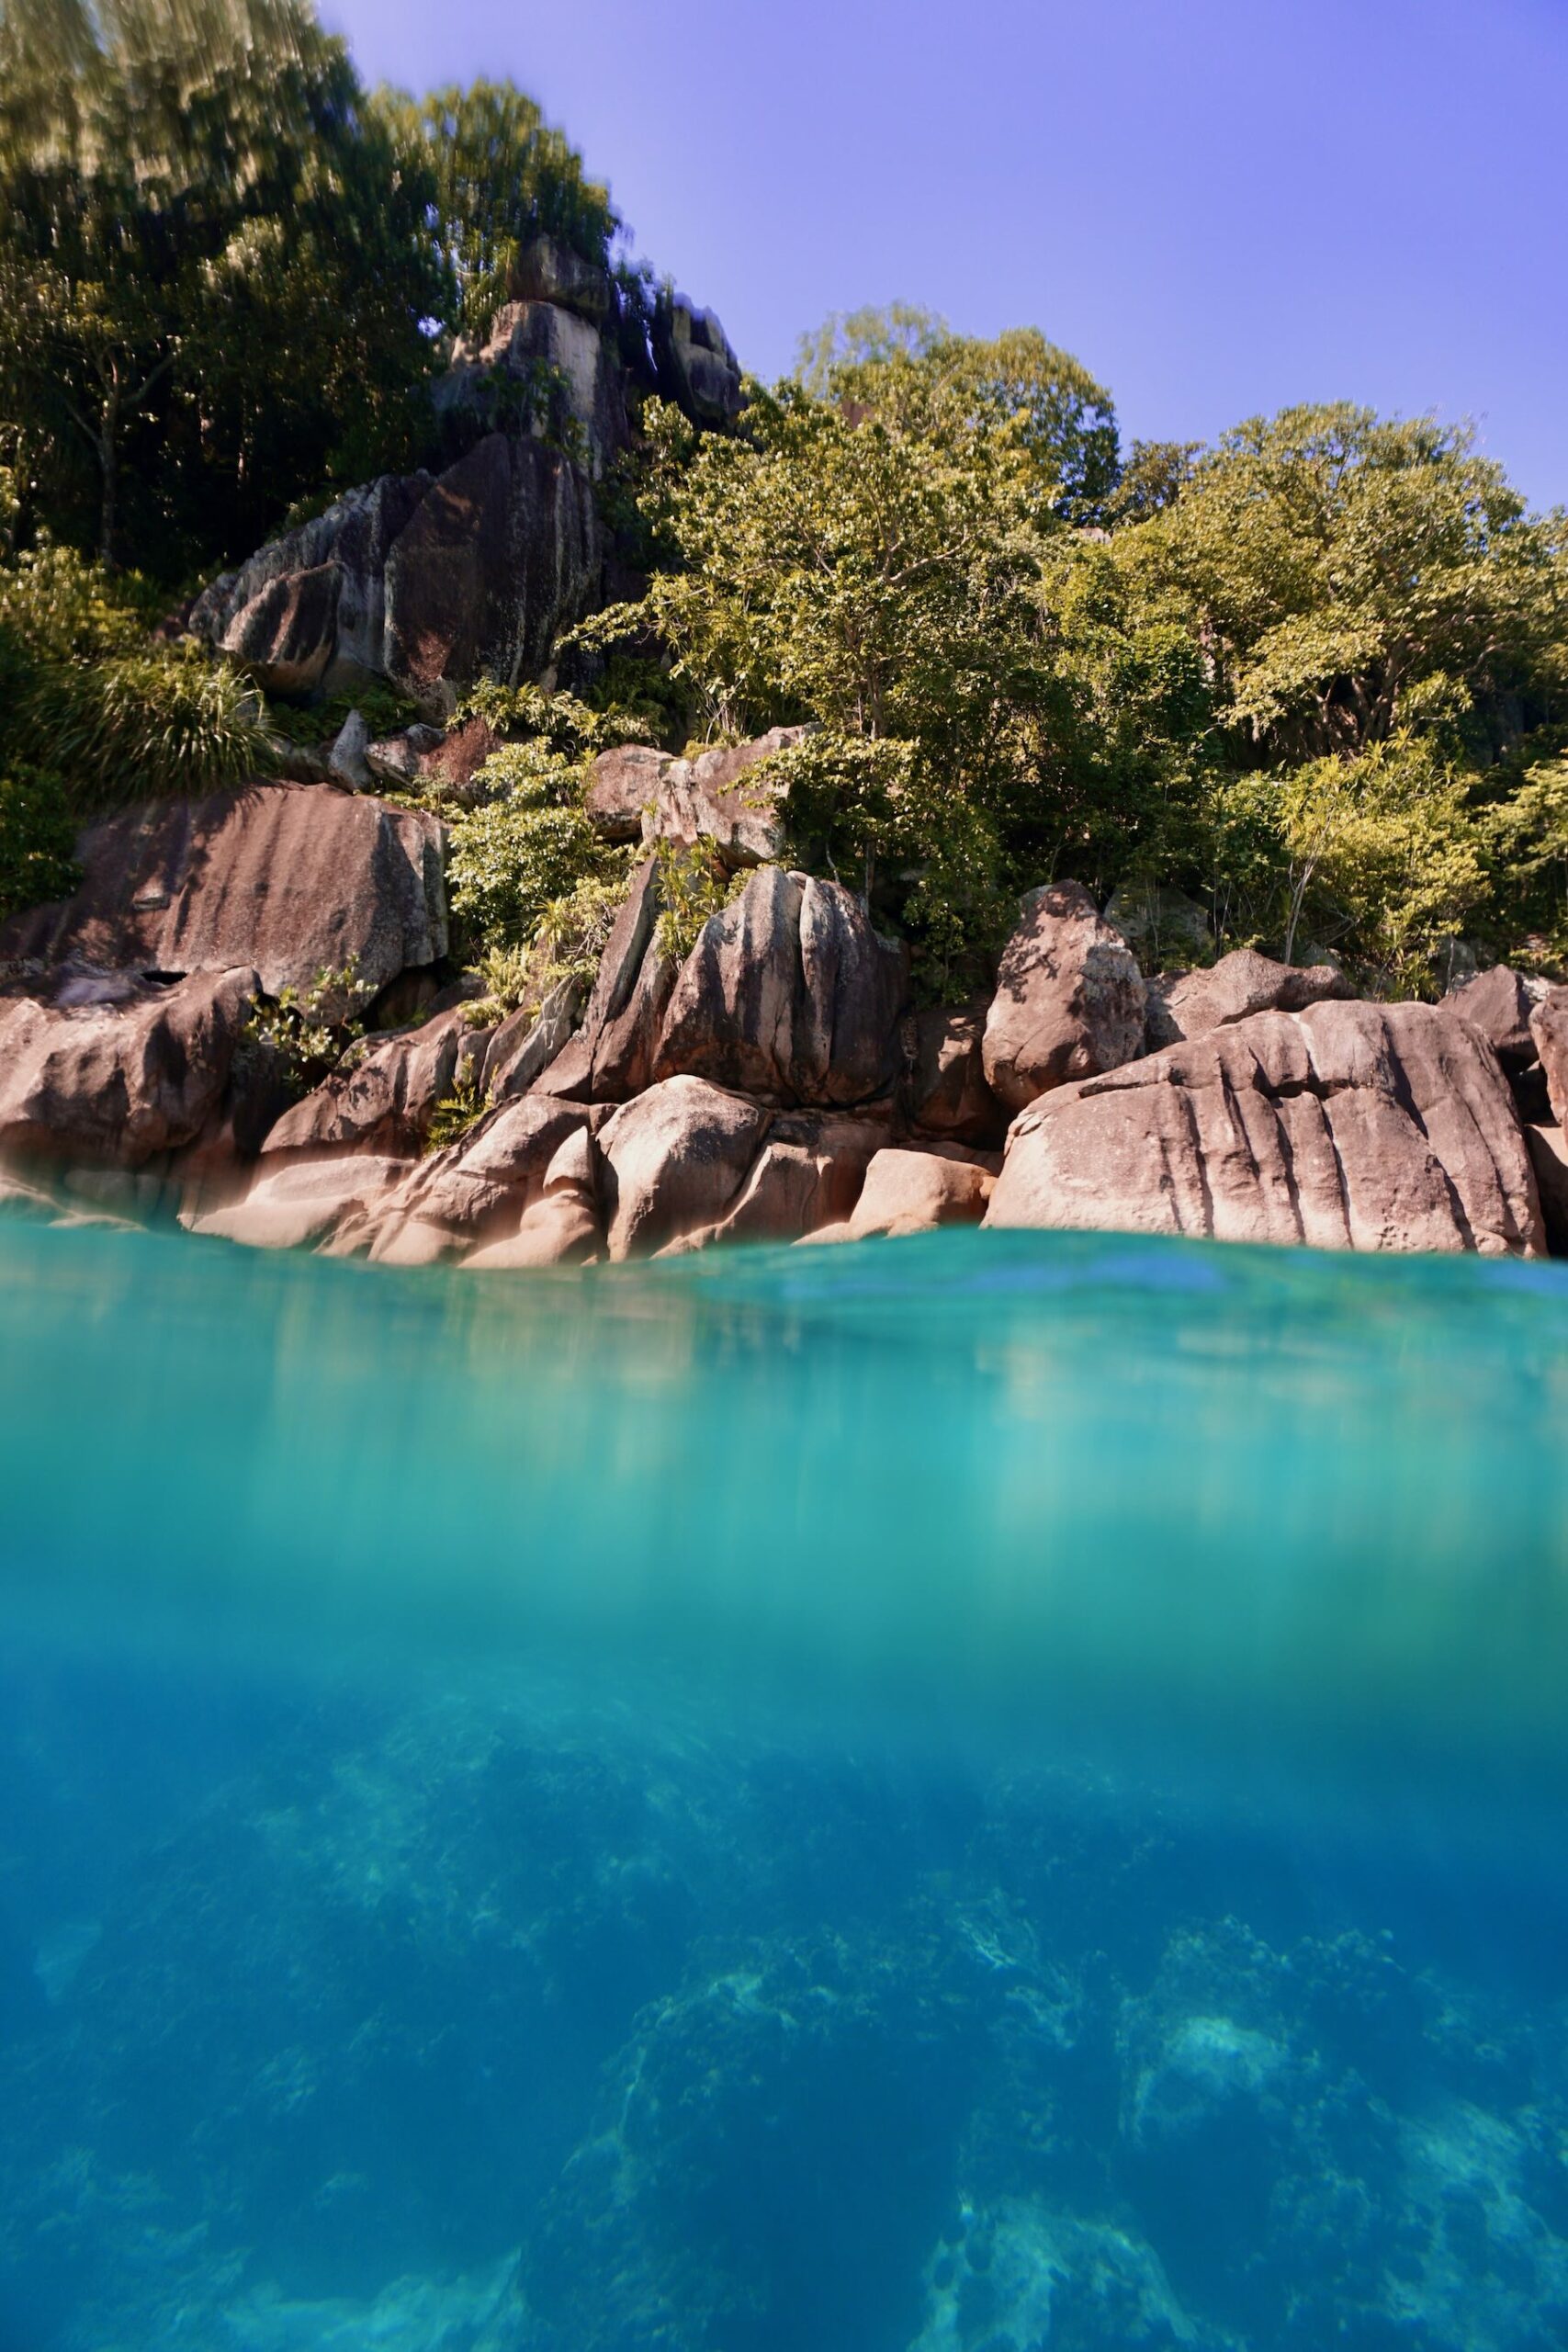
[97, 379, 120, 572]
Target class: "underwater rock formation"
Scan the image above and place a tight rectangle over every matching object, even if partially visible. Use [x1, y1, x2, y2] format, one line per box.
[6, 1679, 1564, 2352]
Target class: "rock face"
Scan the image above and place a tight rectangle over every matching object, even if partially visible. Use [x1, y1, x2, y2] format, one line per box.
[0, 785, 447, 1008]
[598, 1077, 773, 1260]
[1447, 964, 1540, 1073]
[381, 433, 598, 700]
[1527, 1123, 1568, 1254]
[907, 1008, 1006, 1147]
[0, 969, 260, 1169]
[830, 1146, 995, 1241]
[326, 1096, 602, 1268]
[190, 259, 739, 708]
[654, 866, 908, 1107]
[586, 728, 807, 870]
[535, 861, 676, 1103]
[195, 436, 601, 707]
[259, 1007, 485, 1160]
[982, 881, 1146, 1113]
[1529, 987, 1568, 1126]
[1145, 948, 1348, 1049]
[987, 1001, 1544, 1257]
[651, 293, 743, 426]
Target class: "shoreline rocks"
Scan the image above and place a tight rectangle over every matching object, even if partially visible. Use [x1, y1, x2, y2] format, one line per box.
[987, 999, 1544, 1257]
[2, 794, 1562, 1267]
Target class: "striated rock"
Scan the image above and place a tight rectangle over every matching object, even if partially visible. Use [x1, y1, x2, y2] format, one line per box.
[183, 1151, 410, 1251]
[0, 784, 446, 1007]
[654, 866, 908, 1106]
[339, 1096, 601, 1267]
[1526, 1124, 1568, 1254]
[0, 969, 260, 1170]
[435, 298, 629, 482]
[597, 1077, 772, 1260]
[190, 474, 433, 699]
[382, 433, 598, 700]
[652, 294, 743, 427]
[479, 978, 581, 1102]
[908, 1007, 1006, 1147]
[259, 1008, 485, 1160]
[669, 1111, 891, 1254]
[536, 862, 677, 1103]
[189, 434, 598, 709]
[1146, 948, 1348, 1049]
[987, 1000, 1543, 1256]
[1529, 987, 1568, 1127]
[982, 881, 1145, 1114]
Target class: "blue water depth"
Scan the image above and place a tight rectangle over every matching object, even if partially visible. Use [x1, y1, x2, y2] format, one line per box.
[2, 1218, 1567, 2352]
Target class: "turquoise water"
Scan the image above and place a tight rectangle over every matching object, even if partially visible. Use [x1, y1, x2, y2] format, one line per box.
[2, 1217, 1567, 2349]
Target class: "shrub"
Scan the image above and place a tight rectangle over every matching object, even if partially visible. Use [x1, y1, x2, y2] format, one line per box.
[0, 763, 79, 926]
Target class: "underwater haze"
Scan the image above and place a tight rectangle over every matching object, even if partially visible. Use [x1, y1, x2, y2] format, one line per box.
[2, 1218, 1567, 2351]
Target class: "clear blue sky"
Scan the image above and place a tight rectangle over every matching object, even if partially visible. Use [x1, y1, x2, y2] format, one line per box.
[323, 0, 1568, 509]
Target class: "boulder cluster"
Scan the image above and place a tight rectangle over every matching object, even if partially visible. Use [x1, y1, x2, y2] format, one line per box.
[2, 742, 1563, 1266]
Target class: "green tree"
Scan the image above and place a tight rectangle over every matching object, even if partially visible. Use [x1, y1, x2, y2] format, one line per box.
[1126, 403, 1567, 767]
[377, 78, 620, 337]
[0, 0, 444, 576]
[798, 306, 1121, 521]
[581, 361, 1213, 986]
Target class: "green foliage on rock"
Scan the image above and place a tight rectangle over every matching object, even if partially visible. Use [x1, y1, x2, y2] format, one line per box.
[596, 348, 1568, 994]
[376, 78, 619, 337]
[239, 957, 364, 1098]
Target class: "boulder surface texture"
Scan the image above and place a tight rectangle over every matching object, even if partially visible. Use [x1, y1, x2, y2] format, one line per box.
[0, 970, 259, 1169]
[1, 785, 446, 1006]
[654, 866, 908, 1107]
[987, 1000, 1543, 1257]
[982, 882, 1146, 1113]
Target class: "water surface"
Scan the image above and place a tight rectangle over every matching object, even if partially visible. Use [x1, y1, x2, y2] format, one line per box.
[2, 1219, 1565, 2349]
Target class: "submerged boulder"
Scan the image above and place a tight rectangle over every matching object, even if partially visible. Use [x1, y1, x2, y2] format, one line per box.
[653, 865, 908, 1107]
[0, 968, 260, 1170]
[0, 784, 447, 1009]
[982, 881, 1145, 1114]
[987, 999, 1543, 1257]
